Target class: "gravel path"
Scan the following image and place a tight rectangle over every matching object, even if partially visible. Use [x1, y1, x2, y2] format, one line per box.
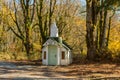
[0, 61, 120, 80]
[0, 61, 77, 80]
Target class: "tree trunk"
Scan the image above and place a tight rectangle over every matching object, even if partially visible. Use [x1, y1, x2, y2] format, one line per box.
[106, 17, 111, 48]
[25, 27, 31, 59]
[86, 0, 97, 60]
[106, 10, 115, 47]
[99, 10, 107, 48]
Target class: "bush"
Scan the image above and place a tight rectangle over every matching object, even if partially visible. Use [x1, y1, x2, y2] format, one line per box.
[93, 49, 113, 62]
[0, 52, 11, 60]
[112, 51, 120, 62]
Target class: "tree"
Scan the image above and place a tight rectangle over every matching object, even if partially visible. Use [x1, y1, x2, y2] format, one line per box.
[9, 0, 35, 59]
[86, 0, 120, 60]
[35, 0, 57, 47]
[0, 1, 16, 52]
[86, 0, 98, 60]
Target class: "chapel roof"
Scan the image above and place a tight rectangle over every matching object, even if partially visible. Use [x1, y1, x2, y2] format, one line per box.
[47, 37, 72, 50]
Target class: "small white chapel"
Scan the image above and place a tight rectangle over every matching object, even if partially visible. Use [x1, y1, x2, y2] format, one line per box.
[42, 22, 72, 65]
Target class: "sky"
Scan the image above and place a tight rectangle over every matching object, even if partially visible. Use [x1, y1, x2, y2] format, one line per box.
[5, 0, 86, 6]
[80, 0, 86, 6]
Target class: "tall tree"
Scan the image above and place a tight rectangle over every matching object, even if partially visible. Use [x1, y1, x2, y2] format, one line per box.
[86, 0, 120, 60]
[86, 0, 98, 60]
[9, 0, 35, 59]
[36, 0, 56, 46]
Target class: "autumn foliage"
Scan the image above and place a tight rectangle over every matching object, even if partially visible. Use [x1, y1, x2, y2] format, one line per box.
[0, 0, 120, 62]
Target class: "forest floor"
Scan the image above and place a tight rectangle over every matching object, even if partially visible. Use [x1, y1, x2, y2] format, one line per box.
[0, 61, 120, 80]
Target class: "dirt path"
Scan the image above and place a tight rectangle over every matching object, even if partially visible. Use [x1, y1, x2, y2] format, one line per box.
[0, 61, 120, 79]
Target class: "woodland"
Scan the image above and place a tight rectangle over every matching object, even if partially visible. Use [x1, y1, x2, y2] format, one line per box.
[0, 0, 120, 62]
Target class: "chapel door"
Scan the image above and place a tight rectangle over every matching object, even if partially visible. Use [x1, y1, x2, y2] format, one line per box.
[48, 45, 57, 65]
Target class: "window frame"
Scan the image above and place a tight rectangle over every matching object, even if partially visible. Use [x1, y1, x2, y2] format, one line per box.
[61, 51, 65, 59]
[44, 51, 46, 60]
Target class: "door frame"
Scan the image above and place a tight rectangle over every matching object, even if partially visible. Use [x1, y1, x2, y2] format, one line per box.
[48, 45, 57, 65]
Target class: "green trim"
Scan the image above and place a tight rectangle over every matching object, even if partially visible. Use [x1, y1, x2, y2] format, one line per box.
[46, 37, 72, 50]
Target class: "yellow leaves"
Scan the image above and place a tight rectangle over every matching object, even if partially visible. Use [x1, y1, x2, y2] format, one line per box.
[108, 22, 120, 52]
[0, 3, 15, 26]
[109, 41, 120, 51]
[33, 43, 41, 51]
[75, 17, 86, 27]
[1, 5, 9, 19]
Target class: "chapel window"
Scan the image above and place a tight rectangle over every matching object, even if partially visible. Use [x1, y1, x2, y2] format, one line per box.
[44, 51, 46, 59]
[62, 51, 65, 59]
